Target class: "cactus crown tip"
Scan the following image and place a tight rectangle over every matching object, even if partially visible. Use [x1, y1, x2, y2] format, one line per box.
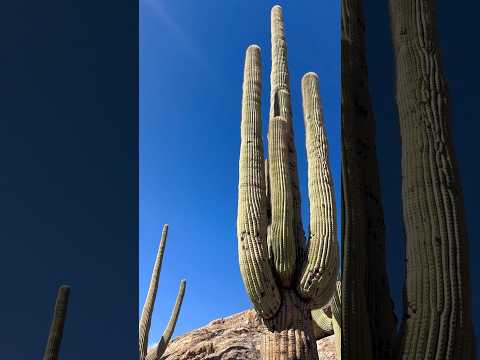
[272, 5, 282, 12]
[302, 72, 319, 82]
[247, 44, 261, 52]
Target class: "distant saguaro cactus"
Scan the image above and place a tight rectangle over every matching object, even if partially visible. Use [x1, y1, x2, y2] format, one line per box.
[389, 1, 474, 359]
[237, 6, 338, 359]
[139, 224, 186, 360]
[43, 285, 70, 360]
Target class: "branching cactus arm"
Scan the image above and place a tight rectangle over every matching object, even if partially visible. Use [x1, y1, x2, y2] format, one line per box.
[145, 280, 186, 360]
[237, 45, 281, 319]
[298, 73, 338, 307]
[139, 225, 186, 360]
[43, 285, 70, 360]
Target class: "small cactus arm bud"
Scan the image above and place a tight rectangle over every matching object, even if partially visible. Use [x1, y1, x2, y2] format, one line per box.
[237, 44, 281, 319]
[43, 285, 70, 360]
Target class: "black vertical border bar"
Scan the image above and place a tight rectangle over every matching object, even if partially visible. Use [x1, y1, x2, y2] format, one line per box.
[0, 1, 139, 358]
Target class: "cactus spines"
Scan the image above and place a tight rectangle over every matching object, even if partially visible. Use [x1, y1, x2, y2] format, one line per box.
[139, 224, 186, 360]
[237, 6, 339, 360]
[43, 285, 70, 360]
[389, 1, 474, 359]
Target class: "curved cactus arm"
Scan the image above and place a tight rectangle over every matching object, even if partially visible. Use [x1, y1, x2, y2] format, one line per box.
[311, 308, 334, 339]
[270, 5, 305, 262]
[139, 224, 169, 360]
[237, 44, 280, 319]
[43, 285, 70, 360]
[146, 279, 186, 360]
[268, 110, 296, 287]
[297, 72, 338, 306]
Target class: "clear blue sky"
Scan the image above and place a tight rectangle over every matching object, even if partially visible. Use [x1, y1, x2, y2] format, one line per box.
[139, 0, 340, 345]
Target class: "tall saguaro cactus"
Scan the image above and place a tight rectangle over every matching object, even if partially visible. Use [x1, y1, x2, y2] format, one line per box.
[139, 224, 186, 360]
[43, 285, 71, 360]
[389, 1, 474, 359]
[341, 0, 397, 358]
[237, 6, 338, 359]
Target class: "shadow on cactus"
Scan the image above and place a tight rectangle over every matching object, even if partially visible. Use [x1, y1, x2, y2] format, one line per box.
[237, 5, 339, 359]
[139, 224, 186, 360]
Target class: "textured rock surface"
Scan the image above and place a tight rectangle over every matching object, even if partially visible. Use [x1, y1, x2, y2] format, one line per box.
[161, 310, 336, 360]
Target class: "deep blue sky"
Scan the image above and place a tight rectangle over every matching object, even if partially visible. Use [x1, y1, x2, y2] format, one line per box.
[140, 0, 340, 344]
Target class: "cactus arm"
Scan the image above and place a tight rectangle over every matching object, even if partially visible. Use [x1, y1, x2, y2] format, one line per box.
[43, 285, 70, 360]
[268, 110, 296, 286]
[139, 224, 169, 360]
[146, 280, 186, 360]
[270, 5, 305, 263]
[237, 44, 280, 319]
[297, 73, 338, 306]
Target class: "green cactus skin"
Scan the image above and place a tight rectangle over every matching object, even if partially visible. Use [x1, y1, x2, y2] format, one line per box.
[139, 224, 186, 360]
[237, 6, 339, 359]
[43, 285, 70, 360]
[341, 0, 397, 359]
[389, 1, 474, 359]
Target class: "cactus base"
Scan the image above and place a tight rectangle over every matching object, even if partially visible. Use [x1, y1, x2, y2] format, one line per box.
[260, 290, 318, 360]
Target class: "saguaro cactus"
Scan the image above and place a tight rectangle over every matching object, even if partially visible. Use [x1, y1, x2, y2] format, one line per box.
[341, 0, 397, 358]
[389, 1, 474, 359]
[237, 6, 338, 359]
[43, 285, 70, 360]
[139, 224, 186, 360]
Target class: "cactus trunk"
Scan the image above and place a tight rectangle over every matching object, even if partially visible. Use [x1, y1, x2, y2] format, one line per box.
[389, 1, 474, 359]
[341, 0, 397, 358]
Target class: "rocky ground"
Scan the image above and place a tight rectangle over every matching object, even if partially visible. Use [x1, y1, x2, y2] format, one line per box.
[160, 309, 336, 360]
